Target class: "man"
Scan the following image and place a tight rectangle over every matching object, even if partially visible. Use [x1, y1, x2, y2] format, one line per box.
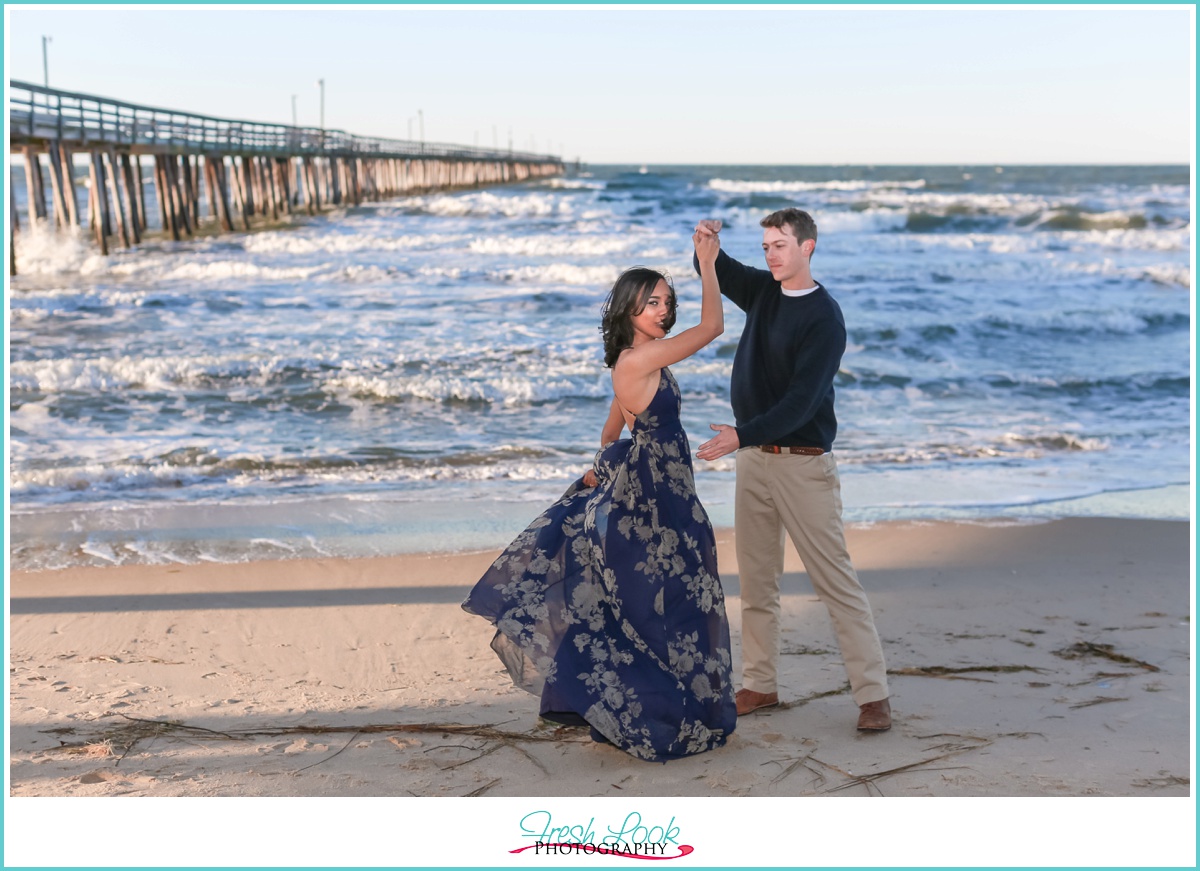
[693, 209, 891, 732]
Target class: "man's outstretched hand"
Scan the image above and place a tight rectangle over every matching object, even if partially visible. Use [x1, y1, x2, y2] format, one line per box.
[697, 423, 740, 461]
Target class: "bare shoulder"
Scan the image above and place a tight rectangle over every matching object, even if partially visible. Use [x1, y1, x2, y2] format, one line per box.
[612, 349, 662, 415]
[612, 345, 646, 375]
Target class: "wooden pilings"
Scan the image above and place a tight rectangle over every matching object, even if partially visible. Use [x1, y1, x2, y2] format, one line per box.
[86, 152, 108, 256]
[11, 145, 562, 272]
[45, 142, 71, 229]
[10, 183, 19, 276]
[22, 146, 47, 227]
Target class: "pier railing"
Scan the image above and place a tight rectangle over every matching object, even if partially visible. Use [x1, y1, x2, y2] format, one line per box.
[9, 80, 556, 163]
[9, 80, 565, 273]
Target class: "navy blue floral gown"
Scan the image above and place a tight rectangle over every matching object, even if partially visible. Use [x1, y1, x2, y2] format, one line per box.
[463, 368, 736, 761]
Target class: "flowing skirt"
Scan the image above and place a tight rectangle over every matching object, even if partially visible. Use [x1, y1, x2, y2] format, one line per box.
[463, 424, 736, 762]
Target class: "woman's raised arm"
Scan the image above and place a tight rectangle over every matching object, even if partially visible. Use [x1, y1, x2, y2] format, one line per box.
[614, 231, 723, 387]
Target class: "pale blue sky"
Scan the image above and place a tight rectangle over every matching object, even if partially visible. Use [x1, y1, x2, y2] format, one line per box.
[5, 5, 1195, 164]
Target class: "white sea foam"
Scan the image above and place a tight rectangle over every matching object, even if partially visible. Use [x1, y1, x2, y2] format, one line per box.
[7, 352, 341, 393]
[415, 265, 466, 281]
[543, 178, 605, 190]
[862, 190, 1052, 214]
[10, 355, 202, 392]
[87, 252, 326, 283]
[812, 209, 909, 234]
[708, 178, 927, 193]
[486, 263, 621, 286]
[1002, 432, 1109, 452]
[839, 430, 1109, 465]
[924, 233, 1043, 255]
[1078, 227, 1190, 252]
[11, 461, 217, 496]
[327, 368, 609, 405]
[1058, 260, 1193, 289]
[978, 308, 1150, 335]
[158, 259, 326, 282]
[1034, 208, 1147, 230]
[13, 225, 110, 275]
[243, 231, 462, 255]
[1141, 265, 1191, 288]
[332, 264, 405, 284]
[11, 453, 591, 501]
[468, 235, 632, 257]
[410, 191, 569, 218]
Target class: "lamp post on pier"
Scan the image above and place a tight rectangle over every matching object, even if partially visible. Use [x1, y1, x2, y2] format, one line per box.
[42, 35, 51, 87]
[418, 109, 424, 153]
[316, 78, 325, 150]
[289, 93, 300, 176]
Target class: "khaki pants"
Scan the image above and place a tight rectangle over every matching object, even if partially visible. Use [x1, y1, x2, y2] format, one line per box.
[734, 448, 888, 706]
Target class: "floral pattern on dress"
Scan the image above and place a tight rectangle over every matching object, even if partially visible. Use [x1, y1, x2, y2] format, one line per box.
[463, 368, 736, 761]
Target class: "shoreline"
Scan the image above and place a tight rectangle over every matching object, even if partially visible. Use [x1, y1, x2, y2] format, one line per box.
[7, 480, 1191, 574]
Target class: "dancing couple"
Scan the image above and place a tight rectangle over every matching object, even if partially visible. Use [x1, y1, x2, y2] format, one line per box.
[463, 208, 890, 763]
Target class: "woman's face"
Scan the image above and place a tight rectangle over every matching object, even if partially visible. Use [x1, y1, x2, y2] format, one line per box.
[629, 280, 674, 343]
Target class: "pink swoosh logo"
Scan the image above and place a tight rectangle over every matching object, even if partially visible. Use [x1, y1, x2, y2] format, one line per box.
[509, 843, 694, 860]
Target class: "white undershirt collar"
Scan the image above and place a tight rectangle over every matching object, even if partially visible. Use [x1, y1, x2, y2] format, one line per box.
[780, 283, 819, 298]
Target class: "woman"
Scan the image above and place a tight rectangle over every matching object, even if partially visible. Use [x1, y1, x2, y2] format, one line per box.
[462, 230, 734, 761]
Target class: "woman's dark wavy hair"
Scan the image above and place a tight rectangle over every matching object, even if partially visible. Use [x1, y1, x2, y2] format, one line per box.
[600, 267, 677, 368]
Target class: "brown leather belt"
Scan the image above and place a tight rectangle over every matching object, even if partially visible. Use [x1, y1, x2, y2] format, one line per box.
[760, 445, 825, 455]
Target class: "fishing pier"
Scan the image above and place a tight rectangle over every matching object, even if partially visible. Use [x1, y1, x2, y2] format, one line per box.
[8, 80, 564, 273]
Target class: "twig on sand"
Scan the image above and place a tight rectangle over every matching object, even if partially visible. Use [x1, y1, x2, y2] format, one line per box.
[116, 713, 244, 740]
[888, 664, 1044, 682]
[921, 736, 992, 753]
[465, 778, 501, 797]
[1053, 642, 1160, 672]
[1066, 671, 1135, 688]
[294, 731, 361, 773]
[44, 714, 573, 758]
[765, 753, 825, 788]
[776, 685, 851, 711]
[442, 742, 503, 771]
[816, 742, 994, 796]
[1068, 696, 1129, 709]
[509, 741, 551, 775]
[77, 714, 246, 765]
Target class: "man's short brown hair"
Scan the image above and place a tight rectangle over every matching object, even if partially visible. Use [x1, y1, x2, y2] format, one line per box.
[760, 208, 818, 247]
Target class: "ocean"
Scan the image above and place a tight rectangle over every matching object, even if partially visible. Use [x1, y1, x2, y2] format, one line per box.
[7, 163, 1192, 571]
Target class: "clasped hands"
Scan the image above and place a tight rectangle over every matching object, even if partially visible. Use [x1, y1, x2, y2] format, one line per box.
[693, 219, 738, 461]
[692, 218, 738, 460]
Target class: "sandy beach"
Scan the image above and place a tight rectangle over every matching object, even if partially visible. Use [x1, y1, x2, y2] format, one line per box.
[7, 516, 1195, 865]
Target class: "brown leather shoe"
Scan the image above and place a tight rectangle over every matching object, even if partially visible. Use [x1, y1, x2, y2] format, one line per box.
[735, 688, 779, 716]
[856, 698, 892, 731]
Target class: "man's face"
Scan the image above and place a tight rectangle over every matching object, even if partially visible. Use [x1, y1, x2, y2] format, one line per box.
[761, 226, 814, 287]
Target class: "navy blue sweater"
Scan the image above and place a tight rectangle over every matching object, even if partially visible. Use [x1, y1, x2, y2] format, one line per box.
[696, 250, 845, 451]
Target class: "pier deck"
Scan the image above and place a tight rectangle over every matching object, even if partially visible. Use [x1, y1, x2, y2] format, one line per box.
[8, 80, 563, 272]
